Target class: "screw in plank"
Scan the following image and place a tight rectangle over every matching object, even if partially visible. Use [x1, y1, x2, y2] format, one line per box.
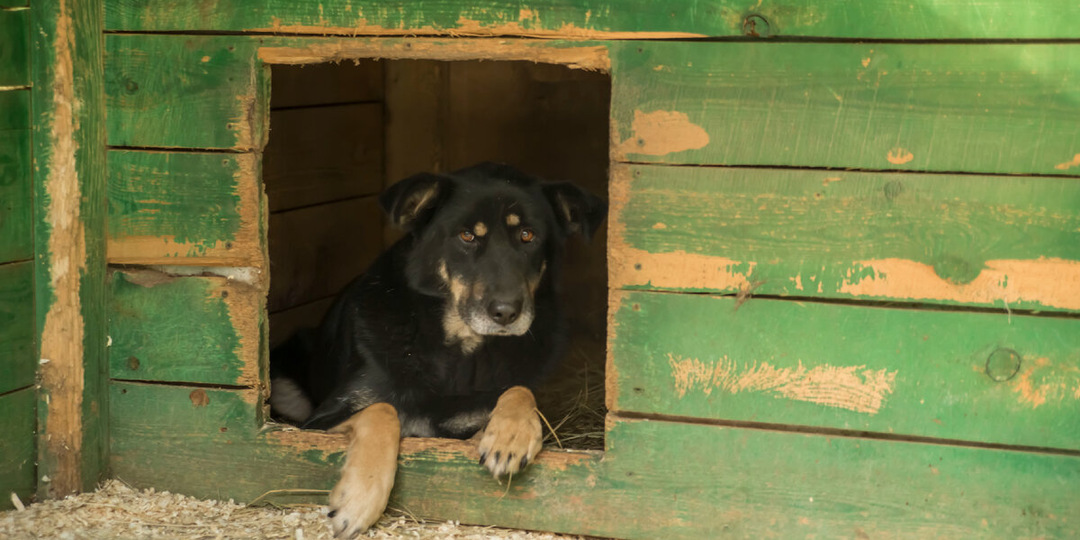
[742, 14, 771, 38]
[985, 348, 1022, 382]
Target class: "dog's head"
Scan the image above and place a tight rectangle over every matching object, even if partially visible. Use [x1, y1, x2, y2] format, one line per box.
[380, 163, 605, 347]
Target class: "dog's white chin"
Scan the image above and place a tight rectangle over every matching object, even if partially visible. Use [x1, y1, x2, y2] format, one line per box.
[465, 310, 534, 337]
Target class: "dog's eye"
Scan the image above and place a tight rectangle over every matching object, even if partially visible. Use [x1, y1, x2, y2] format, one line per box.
[459, 230, 476, 243]
[519, 229, 535, 243]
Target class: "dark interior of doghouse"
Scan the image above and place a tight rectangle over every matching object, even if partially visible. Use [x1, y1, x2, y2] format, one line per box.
[262, 59, 611, 449]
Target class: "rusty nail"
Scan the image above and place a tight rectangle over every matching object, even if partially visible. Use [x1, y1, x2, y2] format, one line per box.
[743, 14, 771, 38]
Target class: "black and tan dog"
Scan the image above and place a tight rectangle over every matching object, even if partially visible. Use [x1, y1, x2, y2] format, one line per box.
[269, 162, 606, 537]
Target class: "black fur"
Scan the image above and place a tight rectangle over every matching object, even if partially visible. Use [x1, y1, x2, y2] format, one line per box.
[270, 162, 606, 437]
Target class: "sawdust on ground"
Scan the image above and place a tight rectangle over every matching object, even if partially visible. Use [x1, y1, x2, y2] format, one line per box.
[0, 480, 587, 540]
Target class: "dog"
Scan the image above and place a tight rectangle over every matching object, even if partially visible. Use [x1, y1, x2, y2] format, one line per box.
[269, 162, 606, 538]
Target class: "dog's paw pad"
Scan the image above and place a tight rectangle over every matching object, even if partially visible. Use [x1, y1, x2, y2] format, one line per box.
[328, 468, 391, 538]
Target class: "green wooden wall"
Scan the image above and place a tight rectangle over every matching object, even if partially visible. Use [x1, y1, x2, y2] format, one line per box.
[0, 4, 36, 510]
[15, 0, 1078, 536]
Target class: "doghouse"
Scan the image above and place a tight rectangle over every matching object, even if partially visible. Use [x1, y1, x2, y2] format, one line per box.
[3, 1, 1080, 537]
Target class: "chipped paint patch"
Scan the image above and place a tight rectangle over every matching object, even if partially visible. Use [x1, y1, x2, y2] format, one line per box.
[838, 257, 1080, 311]
[252, 17, 704, 40]
[611, 247, 755, 291]
[1054, 153, 1080, 171]
[619, 110, 710, 157]
[668, 354, 897, 414]
[1009, 357, 1080, 409]
[886, 147, 914, 165]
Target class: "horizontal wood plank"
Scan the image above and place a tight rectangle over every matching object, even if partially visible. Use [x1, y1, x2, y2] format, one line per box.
[105, 0, 1080, 40]
[0, 89, 30, 130]
[268, 196, 382, 312]
[610, 290, 1080, 451]
[108, 381, 1080, 538]
[106, 35, 266, 150]
[269, 296, 335, 348]
[0, 9, 28, 87]
[0, 262, 34, 395]
[0, 387, 35, 510]
[612, 42, 1080, 175]
[263, 103, 383, 212]
[610, 165, 1080, 312]
[0, 130, 31, 263]
[108, 271, 262, 387]
[270, 61, 383, 109]
[107, 150, 261, 265]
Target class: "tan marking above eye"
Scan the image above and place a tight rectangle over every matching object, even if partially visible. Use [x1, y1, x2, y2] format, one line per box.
[474, 222, 488, 237]
[506, 214, 521, 226]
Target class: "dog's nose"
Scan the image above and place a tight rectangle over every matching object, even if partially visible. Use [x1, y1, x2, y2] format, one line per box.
[487, 299, 522, 325]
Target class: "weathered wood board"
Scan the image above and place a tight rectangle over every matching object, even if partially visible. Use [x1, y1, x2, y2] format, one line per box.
[268, 196, 383, 313]
[0, 387, 35, 510]
[108, 271, 262, 387]
[105, 0, 1080, 40]
[0, 91, 31, 263]
[610, 165, 1080, 312]
[105, 36, 266, 150]
[612, 42, 1080, 176]
[109, 380, 1079, 538]
[107, 150, 262, 265]
[610, 290, 1080, 451]
[32, 0, 109, 496]
[0, 262, 34, 396]
[263, 103, 384, 213]
[0, 8, 28, 86]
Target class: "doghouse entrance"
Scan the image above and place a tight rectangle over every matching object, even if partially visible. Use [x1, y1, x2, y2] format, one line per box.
[263, 58, 611, 450]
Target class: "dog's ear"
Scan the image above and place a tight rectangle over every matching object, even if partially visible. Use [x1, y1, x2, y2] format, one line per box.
[380, 172, 450, 229]
[541, 182, 607, 240]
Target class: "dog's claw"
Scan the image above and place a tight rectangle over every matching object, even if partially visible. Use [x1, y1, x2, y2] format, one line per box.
[520, 456, 529, 469]
[328, 510, 337, 518]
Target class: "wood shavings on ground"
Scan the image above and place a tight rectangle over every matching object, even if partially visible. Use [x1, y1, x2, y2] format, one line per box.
[0, 480, 586, 540]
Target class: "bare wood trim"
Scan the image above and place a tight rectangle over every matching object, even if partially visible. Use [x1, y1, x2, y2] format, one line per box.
[258, 39, 610, 71]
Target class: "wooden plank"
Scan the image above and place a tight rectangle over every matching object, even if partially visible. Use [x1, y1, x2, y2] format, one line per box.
[269, 296, 334, 348]
[0, 262, 34, 396]
[612, 42, 1080, 176]
[0, 130, 31, 263]
[610, 290, 1080, 451]
[271, 61, 383, 109]
[0, 387, 35, 510]
[263, 103, 383, 212]
[105, 0, 1080, 40]
[32, 0, 109, 497]
[105, 35, 266, 150]
[268, 196, 382, 312]
[0, 9, 29, 87]
[610, 165, 1080, 312]
[107, 150, 262, 266]
[0, 90, 30, 130]
[108, 270, 261, 387]
[108, 381, 1080, 538]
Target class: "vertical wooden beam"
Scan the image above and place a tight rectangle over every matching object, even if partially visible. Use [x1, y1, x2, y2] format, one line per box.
[32, 0, 107, 498]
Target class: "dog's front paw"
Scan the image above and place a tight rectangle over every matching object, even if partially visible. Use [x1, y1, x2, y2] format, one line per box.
[327, 403, 400, 538]
[478, 386, 543, 477]
[328, 463, 392, 538]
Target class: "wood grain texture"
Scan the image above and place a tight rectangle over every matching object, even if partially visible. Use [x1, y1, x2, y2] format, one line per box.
[263, 103, 383, 213]
[268, 196, 382, 312]
[610, 165, 1080, 312]
[107, 150, 262, 265]
[32, 0, 109, 496]
[105, 0, 1080, 40]
[268, 296, 334, 348]
[108, 380, 1080, 538]
[105, 35, 266, 150]
[0, 128, 31, 263]
[0, 8, 29, 86]
[610, 290, 1080, 451]
[0, 262, 34, 395]
[0, 90, 30, 130]
[108, 271, 261, 387]
[612, 42, 1080, 176]
[0, 387, 36, 510]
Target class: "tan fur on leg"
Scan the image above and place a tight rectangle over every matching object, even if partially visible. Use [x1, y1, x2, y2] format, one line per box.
[327, 403, 400, 538]
[477, 386, 543, 477]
